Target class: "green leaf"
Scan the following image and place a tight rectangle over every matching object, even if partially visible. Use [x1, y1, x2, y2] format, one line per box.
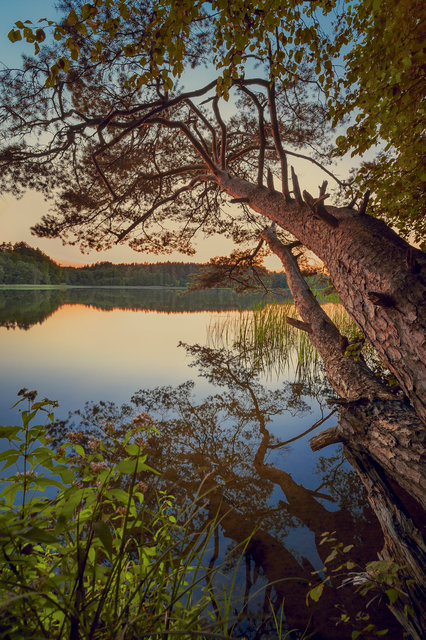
[73, 444, 85, 457]
[35, 28, 46, 42]
[385, 588, 399, 605]
[21, 526, 58, 544]
[309, 582, 324, 602]
[116, 458, 138, 474]
[294, 49, 303, 64]
[81, 4, 93, 20]
[107, 488, 130, 504]
[125, 443, 141, 456]
[55, 464, 74, 483]
[67, 9, 79, 26]
[324, 549, 338, 564]
[119, 3, 130, 20]
[8, 29, 22, 43]
[0, 483, 19, 506]
[93, 520, 113, 556]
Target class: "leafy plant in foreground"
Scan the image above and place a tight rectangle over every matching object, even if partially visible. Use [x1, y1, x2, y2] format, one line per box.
[306, 531, 410, 640]
[0, 395, 246, 639]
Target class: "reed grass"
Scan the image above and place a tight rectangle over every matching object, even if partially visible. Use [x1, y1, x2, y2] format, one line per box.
[208, 301, 364, 380]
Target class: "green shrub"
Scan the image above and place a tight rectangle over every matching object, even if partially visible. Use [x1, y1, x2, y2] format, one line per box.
[0, 395, 245, 639]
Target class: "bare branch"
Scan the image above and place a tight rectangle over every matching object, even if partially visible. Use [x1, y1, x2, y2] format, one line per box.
[303, 190, 339, 229]
[261, 225, 394, 402]
[359, 189, 370, 215]
[186, 99, 219, 163]
[310, 426, 343, 451]
[267, 82, 291, 201]
[147, 117, 218, 174]
[319, 180, 328, 197]
[267, 167, 275, 193]
[116, 175, 215, 242]
[239, 86, 266, 187]
[286, 317, 312, 332]
[97, 80, 218, 131]
[290, 166, 303, 206]
[268, 409, 337, 449]
[212, 98, 227, 169]
[91, 152, 118, 200]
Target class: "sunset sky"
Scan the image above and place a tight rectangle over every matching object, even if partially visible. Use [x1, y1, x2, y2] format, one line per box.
[0, 1, 349, 269]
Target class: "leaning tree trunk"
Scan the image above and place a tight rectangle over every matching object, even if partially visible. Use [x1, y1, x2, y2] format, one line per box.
[259, 225, 425, 639]
[217, 170, 426, 423]
[260, 226, 425, 508]
[344, 449, 426, 639]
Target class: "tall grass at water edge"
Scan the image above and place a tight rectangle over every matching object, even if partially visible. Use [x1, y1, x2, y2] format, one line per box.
[208, 302, 361, 380]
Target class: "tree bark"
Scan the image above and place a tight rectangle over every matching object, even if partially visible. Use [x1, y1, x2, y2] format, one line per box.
[345, 449, 426, 640]
[259, 225, 426, 507]
[258, 225, 425, 638]
[217, 170, 426, 423]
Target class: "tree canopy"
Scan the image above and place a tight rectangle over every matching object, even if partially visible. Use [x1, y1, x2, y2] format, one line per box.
[4, 0, 425, 244]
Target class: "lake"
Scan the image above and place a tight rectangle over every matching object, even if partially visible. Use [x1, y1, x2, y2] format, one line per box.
[0, 287, 402, 639]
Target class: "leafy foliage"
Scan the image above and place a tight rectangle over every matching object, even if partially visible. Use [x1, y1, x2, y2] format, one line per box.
[7, 0, 425, 240]
[332, 0, 426, 243]
[0, 394, 248, 639]
[0, 0, 334, 253]
[306, 531, 409, 639]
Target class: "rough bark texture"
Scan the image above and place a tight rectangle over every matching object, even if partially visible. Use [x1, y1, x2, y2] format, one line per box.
[346, 449, 426, 640]
[260, 226, 426, 508]
[338, 401, 426, 509]
[259, 225, 425, 639]
[217, 171, 426, 423]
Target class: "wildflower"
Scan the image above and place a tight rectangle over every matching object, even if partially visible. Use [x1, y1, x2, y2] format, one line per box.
[66, 430, 85, 443]
[16, 470, 36, 478]
[17, 388, 38, 402]
[87, 437, 101, 452]
[89, 461, 108, 473]
[132, 412, 156, 427]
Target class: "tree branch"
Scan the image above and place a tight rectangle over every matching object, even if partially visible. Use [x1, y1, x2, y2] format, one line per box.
[359, 189, 370, 215]
[212, 98, 227, 169]
[260, 225, 395, 402]
[267, 82, 291, 202]
[116, 175, 215, 242]
[238, 86, 266, 187]
[186, 99, 219, 164]
[303, 190, 339, 229]
[310, 426, 343, 451]
[146, 117, 218, 174]
[290, 166, 303, 206]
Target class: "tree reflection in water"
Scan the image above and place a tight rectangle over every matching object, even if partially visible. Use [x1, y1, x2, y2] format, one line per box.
[48, 343, 402, 640]
[0, 288, 283, 330]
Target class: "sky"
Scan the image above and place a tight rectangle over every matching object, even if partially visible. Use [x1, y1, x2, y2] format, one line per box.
[0, 1, 349, 268]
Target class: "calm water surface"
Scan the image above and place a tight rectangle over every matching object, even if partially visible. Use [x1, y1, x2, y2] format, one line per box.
[0, 287, 401, 639]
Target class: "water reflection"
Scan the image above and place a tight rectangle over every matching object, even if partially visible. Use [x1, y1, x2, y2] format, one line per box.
[0, 287, 286, 330]
[48, 343, 401, 640]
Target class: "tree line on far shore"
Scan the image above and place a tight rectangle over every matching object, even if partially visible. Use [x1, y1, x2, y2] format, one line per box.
[0, 242, 289, 289]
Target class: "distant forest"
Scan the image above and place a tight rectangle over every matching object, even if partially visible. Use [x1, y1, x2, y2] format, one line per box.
[0, 242, 289, 289]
